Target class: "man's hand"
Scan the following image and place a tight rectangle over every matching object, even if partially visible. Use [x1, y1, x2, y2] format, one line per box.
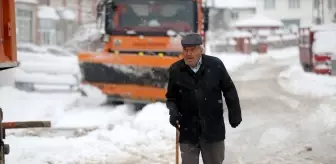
[230, 120, 241, 128]
[169, 112, 182, 128]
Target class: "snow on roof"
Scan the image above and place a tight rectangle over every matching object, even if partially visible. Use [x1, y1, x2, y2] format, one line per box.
[207, 0, 256, 9]
[38, 6, 60, 20]
[57, 8, 76, 21]
[15, 0, 38, 4]
[231, 15, 283, 28]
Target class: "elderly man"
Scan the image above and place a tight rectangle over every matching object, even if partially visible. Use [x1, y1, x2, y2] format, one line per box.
[165, 33, 242, 164]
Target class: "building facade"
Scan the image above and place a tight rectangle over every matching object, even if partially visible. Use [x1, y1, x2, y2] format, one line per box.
[256, 0, 336, 27]
[15, 0, 97, 45]
[15, 0, 38, 44]
[209, 0, 257, 30]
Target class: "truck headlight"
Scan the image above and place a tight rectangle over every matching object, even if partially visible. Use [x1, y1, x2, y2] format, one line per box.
[103, 34, 110, 42]
[114, 39, 122, 46]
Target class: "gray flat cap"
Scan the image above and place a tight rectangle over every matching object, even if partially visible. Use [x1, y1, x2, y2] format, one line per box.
[181, 33, 203, 47]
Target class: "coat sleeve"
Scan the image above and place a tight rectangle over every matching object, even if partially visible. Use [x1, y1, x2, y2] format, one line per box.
[165, 66, 179, 116]
[218, 60, 242, 125]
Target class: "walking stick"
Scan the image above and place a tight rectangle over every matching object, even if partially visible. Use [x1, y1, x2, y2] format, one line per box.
[176, 120, 180, 164]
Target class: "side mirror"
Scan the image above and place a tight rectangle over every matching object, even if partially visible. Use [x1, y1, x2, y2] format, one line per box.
[203, 7, 209, 32]
[104, 1, 117, 35]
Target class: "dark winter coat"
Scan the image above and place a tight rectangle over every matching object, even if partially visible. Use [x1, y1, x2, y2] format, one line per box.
[165, 54, 242, 144]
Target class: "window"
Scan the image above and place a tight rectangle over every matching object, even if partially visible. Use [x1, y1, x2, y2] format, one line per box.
[106, 0, 197, 34]
[231, 11, 239, 20]
[16, 8, 33, 43]
[288, 0, 300, 8]
[39, 19, 57, 45]
[264, 0, 276, 9]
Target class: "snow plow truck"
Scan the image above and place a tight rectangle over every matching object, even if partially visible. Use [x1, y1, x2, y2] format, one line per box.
[78, 0, 209, 109]
[0, 0, 51, 163]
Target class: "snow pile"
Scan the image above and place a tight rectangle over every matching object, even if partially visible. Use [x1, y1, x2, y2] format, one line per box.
[0, 87, 80, 122]
[38, 6, 60, 20]
[278, 65, 336, 97]
[0, 87, 175, 163]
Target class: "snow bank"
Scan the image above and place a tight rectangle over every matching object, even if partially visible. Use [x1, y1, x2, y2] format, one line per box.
[0, 86, 175, 163]
[0, 87, 80, 122]
[278, 65, 336, 97]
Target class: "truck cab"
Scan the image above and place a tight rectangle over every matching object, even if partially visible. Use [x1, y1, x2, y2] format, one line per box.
[78, 0, 209, 107]
[0, 0, 19, 71]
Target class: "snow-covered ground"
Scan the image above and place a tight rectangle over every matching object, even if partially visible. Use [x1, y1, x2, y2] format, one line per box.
[0, 47, 335, 163]
[278, 65, 336, 97]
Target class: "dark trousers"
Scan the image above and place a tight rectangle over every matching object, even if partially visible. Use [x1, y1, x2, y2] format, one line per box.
[180, 140, 225, 164]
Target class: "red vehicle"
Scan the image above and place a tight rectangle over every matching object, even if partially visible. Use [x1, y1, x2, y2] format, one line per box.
[299, 24, 336, 75]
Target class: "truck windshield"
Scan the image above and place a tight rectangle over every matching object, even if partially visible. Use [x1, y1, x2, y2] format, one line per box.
[109, 0, 197, 35]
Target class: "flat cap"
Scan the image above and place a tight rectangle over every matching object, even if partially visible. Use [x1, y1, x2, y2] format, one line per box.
[181, 33, 203, 47]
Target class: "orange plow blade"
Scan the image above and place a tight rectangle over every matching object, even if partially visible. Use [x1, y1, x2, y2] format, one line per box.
[78, 51, 181, 103]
